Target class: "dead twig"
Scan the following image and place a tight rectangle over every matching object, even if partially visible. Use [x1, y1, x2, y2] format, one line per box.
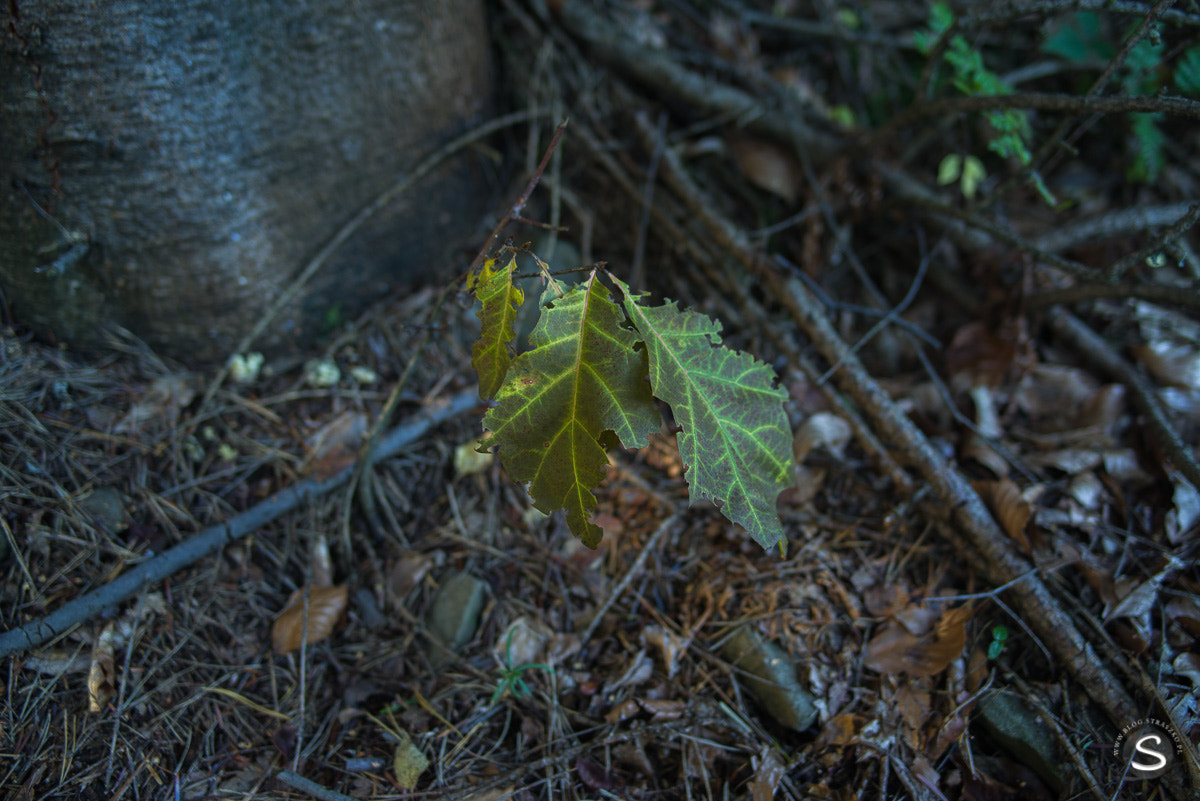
[0, 390, 480, 658]
[648, 125, 1142, 730]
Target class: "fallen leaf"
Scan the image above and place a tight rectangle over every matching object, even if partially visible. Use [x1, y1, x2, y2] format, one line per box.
[87, 621, 118, 712]
[945, 322, 1017, 388]
[385, 551, 434, 606]
[114, 373, 196, 434]
[393, 731, 429, 790]
[300, 411, 367, 481]
[730, 134, 800, 202]
[816, 713, 862, 748]
[750, 746, 787, 801]
[793, 412, 852, 462]
[272, 585, 349, 655]
[973, 478, 1032, 553]
[1165, 472, 1200, 545]
[643, 624, 689, 678]
[1131, 341, 1200, 390]
[864, 604, 973, 677]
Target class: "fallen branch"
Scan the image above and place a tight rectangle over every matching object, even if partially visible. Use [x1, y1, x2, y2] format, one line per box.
[648, 127, 1142, 728]
[0, 390, 480, 659]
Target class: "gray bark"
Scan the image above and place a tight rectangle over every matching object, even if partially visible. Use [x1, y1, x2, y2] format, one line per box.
[2, 0, 492, 364]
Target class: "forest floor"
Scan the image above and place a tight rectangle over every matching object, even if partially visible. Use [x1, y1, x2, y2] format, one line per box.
[3, 1, 1200, 799]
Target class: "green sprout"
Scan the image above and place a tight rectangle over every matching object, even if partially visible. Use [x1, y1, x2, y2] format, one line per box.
[987, 625, 1009, 660]
[491, 629, 553, 704]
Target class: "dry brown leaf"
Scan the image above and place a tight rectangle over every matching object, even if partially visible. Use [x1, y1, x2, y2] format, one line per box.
[272, 585, 349, 655]
[749, 746, 787, 801]
[793, 412, 852, 463]
[114, 373, 196, 434]
[729, 134, 800, 203]
[393, 731, 429, 790]
[643, 624, 689, 678]
[385, 551, 435, 606]
[301, 411, 367, 481]
[973, 478, 1032, 554]
[864, 604, 973, 677]
[87, 621, 118, 712]
[1131, 341, 1200, 390]
[945, 322, 1017, 388]
[816, 713, 862, 748]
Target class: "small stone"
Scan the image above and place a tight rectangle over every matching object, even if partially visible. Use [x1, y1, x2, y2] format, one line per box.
[78, 486, 129, 536]
[426, 572, 487, 653]
[721, 625, 818, 731]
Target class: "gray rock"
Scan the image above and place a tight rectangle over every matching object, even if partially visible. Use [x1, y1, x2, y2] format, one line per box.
[721, 625, 818, 731]
[426, 572, 487, 654]
[976, 690, 1066, 793]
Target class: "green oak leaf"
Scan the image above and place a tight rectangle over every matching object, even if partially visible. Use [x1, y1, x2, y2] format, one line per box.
[470, 257, 525, 400]
[610, 275, 794, 550]
[483, 271, 659, 548]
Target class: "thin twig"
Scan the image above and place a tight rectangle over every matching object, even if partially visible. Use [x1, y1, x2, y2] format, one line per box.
[870, 91, 1200, 148]
[0, 390, 480, 658]
[275, 770, 358, 801]
[1105, 203, 1200, 281]
[578, 515, 679, 648]
[341, 120, 570, 549]
[1034, 202, 1199, 253]
[649, 127, 1141, 729]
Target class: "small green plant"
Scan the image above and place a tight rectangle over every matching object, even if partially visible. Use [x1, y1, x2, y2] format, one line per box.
[468, 252, 794, 552]
[915, 2, 1055, 205]
[987, 625, 1009, 659]
[1043, 12, 1200, 182]
[491, 629, 553, 704]
[937, 153, 987, 199]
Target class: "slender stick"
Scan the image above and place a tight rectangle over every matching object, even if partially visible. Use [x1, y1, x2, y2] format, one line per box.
[0, 390, 480, 658]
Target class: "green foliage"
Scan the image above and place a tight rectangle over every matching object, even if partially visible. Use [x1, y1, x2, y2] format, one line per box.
[491, 629, 552, 704]
[609, 276, 793, 551]
[987, 625, 1009, 659]
[471, 261, 794, 552]
[469, 257, 525, 400]
[915, 3, 1054, 204]
[1040, 13, 1193, 182]
[1041, 13, 1113, 63]
[937, 154, 987, 199]
[482, 271, 658, 548]
[1176, 46, 1200, 96]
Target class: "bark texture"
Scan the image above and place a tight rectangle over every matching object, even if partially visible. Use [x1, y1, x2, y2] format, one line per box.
[2, 0, 492, 363]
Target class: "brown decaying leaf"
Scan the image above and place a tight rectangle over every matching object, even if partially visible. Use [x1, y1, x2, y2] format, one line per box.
[945, 322, 1017, 388]
[792, 411, 852, 463]
[393, 731, 429, 790]
[973, 478, 1032, 554]
[272, 585, 349, 655]
[114, 373, 197, 434]
[643, 624, 689, 679]
[300, 411, 367, 481]
[729, 134, 800, 203]
[1130, 341, 1200, 390]
[864, 604, 973, 677]
[88, 621, 118, 712]
[750, 746, 787, 801]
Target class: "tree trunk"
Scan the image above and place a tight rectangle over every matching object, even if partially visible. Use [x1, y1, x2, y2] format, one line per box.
[2, 0, 492, 364]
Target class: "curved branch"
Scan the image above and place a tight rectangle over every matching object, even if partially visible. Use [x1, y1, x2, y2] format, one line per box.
[871, 92, 1200, 147]
[0, 390, 481, 659]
